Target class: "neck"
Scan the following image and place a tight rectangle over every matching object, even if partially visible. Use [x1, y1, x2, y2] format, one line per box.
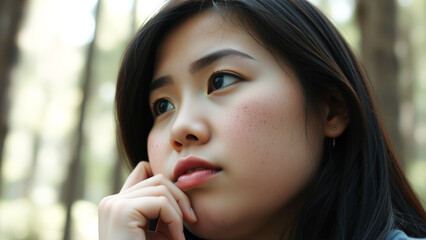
[230, 193, 306, 240]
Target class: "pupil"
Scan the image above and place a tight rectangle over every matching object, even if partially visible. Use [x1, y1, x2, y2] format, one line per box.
[213, 76, 223, 89]
[159, 101, 168, 113]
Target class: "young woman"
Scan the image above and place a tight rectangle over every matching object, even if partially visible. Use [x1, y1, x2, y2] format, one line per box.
[98, 0, 426, 239]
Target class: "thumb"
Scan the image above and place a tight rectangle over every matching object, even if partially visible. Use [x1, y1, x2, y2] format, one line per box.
[121, 161, 153, 192]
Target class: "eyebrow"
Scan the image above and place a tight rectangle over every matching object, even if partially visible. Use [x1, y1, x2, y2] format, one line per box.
[189, 48, 255, 74]
[149, 76, 172, 93]
[150, 48, 255, 93]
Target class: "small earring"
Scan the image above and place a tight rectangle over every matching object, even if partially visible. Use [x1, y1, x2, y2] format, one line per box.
[331, 126, 337, 147]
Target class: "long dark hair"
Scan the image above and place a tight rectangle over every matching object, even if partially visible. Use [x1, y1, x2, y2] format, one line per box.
[115, 0, 426, 239]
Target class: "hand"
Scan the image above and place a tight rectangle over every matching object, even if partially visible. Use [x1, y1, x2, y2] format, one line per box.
[98, 161, 197, 240]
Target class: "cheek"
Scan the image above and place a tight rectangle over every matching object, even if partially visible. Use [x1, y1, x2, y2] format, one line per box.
[220, 96, 292, 161]
[215, 94, 323, 213]
[147, 131, 169, 174]
[218, 93, 318, 183]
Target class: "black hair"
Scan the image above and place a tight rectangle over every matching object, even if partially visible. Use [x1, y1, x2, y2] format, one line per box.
[115, 0, 426, 239]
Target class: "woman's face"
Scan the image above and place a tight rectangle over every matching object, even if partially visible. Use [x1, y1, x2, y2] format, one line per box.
[148, 11, 325, 239]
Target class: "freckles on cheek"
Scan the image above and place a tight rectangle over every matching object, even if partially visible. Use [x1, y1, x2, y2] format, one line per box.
[221, 105, 254, 139]
[220, 100, 278, 161]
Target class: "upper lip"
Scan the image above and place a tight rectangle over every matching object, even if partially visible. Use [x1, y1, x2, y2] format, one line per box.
[173, 155, 222, 182]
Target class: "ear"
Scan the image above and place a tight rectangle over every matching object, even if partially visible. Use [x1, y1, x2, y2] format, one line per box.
[323, 89, 350, 138]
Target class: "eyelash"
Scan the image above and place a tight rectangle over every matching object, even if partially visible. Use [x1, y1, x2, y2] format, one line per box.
[207, 70, 244, 94]
[151, 98, 174, 118]
[151, 70, 245, 117]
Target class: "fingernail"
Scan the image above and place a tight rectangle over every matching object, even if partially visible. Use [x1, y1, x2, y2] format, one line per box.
[190, 208, 197, 222]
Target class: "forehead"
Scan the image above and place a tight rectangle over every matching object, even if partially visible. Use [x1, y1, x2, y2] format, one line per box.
[153, 11, 271, 76]
[158, 10, 243, 50]
[153, 10, 281, 79]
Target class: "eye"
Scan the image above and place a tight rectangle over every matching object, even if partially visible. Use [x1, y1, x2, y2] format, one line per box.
[208, 71, 243, 94]
[152, 98, 174, 117]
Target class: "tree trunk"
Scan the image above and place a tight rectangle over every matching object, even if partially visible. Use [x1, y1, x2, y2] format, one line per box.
[112, 0, 137, 194]
[356, 0, 402, 160]
[61, 1, 102, 239]
[0, 0, 27, 190]
[397, 14, 416, 167]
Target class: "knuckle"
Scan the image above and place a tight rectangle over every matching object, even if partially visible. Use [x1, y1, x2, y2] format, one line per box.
[113, 199, 132, 214]
[156, 184, 169, 194]
[98, 195, 129, 214]
[98, 195, 115, 210]
[153, 173, 168, 184]
[157, 195, 170, 206]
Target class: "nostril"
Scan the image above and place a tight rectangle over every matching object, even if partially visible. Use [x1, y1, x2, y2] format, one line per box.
[173, 141, 183, 148]
[186, 134, 198, 141]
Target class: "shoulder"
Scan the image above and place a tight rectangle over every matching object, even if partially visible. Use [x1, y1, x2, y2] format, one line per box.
[387, 230, 426, 240]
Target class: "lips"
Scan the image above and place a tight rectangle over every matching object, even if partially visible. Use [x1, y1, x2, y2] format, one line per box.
[173, 156, 222, 190]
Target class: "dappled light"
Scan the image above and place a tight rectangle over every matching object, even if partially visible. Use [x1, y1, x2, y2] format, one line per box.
[0, 0, 425, 239]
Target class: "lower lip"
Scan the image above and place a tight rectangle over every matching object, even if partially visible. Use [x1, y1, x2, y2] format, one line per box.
[175, 169, 220, 190]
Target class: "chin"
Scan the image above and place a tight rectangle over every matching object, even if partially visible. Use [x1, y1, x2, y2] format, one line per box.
[183, 194, 237, 239]
[183, 205, 252, 240]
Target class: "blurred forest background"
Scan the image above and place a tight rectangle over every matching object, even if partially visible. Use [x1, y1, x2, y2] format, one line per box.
[0, 0, 425, 239]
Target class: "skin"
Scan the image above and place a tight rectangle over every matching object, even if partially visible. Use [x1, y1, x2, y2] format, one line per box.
[149, 11, 326, 239]
[98, 11, 348, 240]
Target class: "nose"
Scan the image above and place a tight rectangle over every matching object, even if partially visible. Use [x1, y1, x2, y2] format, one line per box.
[170, 101, 211, 152]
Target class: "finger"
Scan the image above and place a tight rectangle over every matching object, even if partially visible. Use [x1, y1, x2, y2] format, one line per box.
[129, 196, 185, 240]
[123, 174, 197, 223]
[119, 185, 183, 221]
[121, 161, 153, 192]
[155, 219, 180, 240]
[99, 195, 147, 240]
[145, 230, 171, 240]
